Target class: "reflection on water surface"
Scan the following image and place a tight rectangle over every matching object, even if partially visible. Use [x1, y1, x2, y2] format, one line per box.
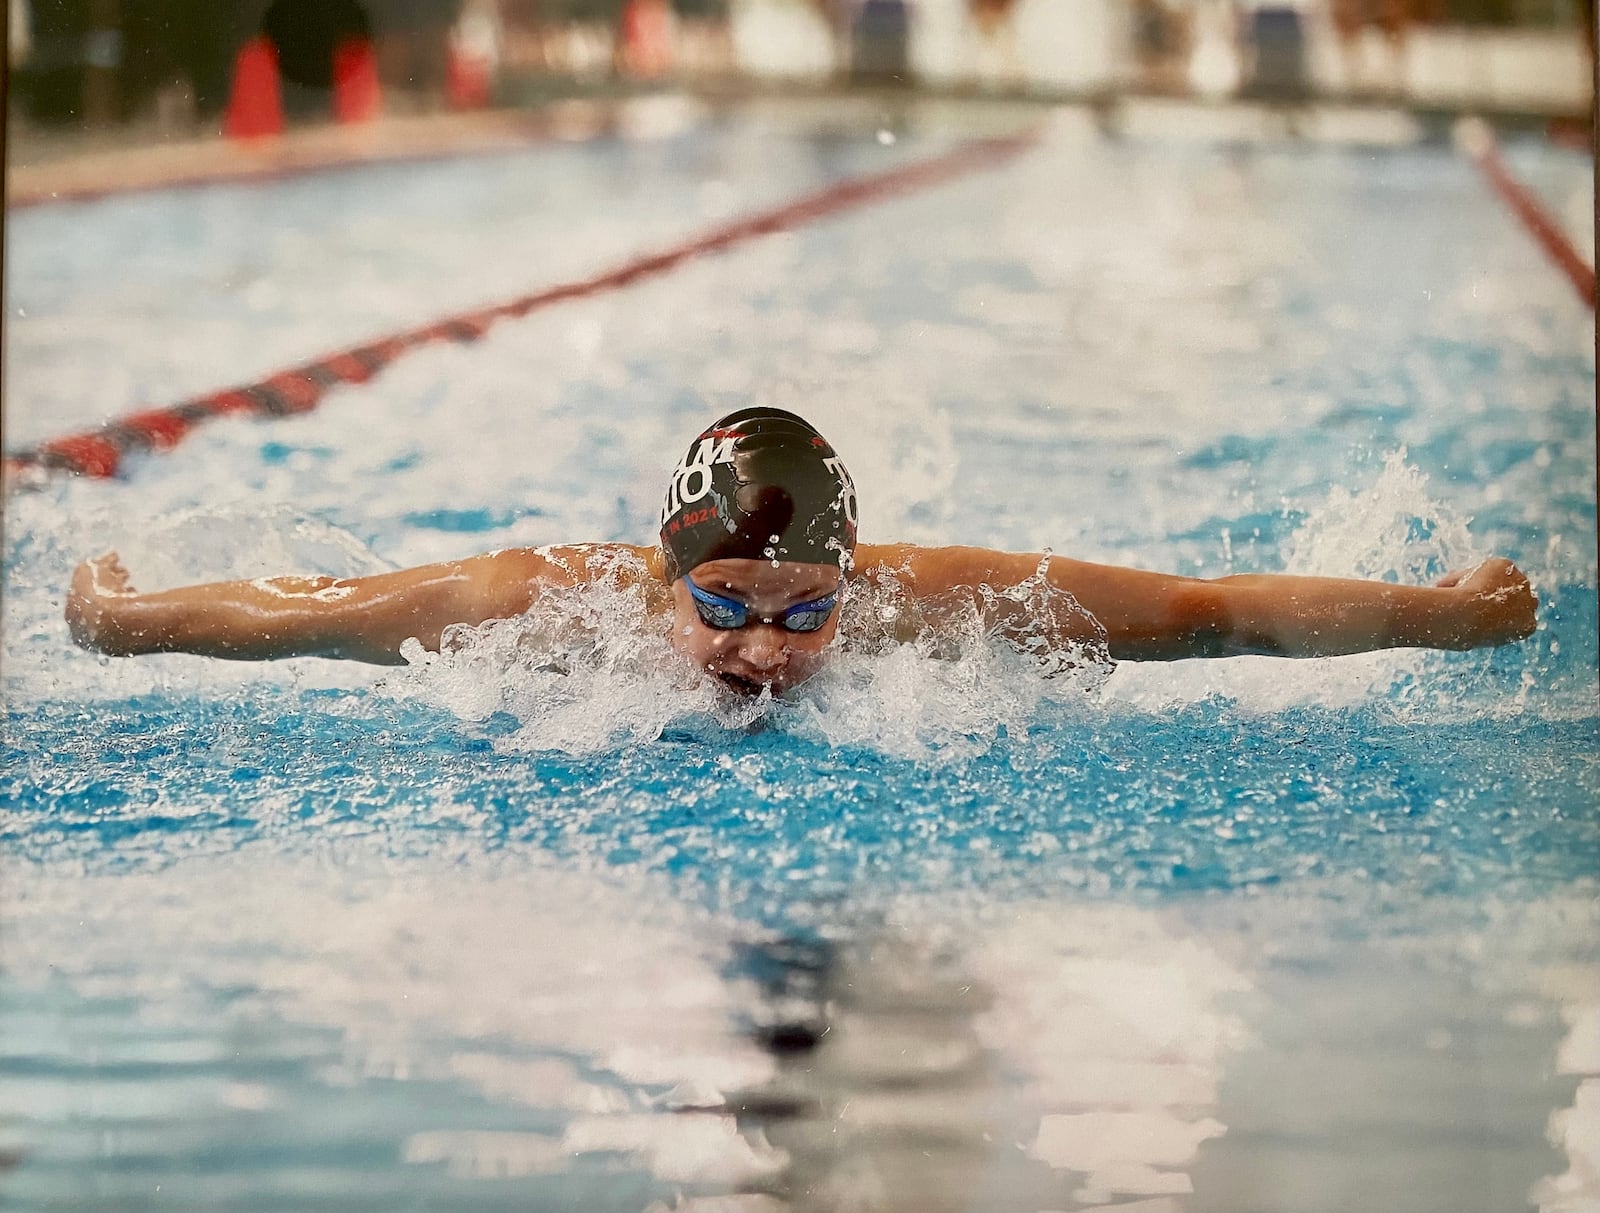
[2, 859, 1592, 1212]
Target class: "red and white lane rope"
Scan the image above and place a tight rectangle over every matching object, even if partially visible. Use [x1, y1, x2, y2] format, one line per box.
[4, 131, 1036, 488]
[1457, 117, 1596, 311]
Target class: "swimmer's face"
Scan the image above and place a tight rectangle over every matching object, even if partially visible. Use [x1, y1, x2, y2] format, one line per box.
[669, 558, 844, 696]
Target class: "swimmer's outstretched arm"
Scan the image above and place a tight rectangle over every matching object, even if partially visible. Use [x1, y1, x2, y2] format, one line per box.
[868, 545, 1537, 661]
[65, 546, 652, 664]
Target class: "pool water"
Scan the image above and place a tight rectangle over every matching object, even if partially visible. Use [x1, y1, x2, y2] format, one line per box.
[3, 102, 1597, 1212]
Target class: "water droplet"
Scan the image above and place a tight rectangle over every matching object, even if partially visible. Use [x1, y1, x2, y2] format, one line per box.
[877, 128, 895, 145]
[770, 560, 780, 568]
[768, 534, 780, 543]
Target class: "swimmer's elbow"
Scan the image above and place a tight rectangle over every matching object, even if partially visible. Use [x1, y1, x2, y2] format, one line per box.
[1100, 583, 1216, 660]
[1166, 583, 1238, 658]
[1131, 581, 1287, 660]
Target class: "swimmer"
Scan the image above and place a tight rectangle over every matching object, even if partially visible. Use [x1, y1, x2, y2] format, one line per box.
[65, 407, 1538, 695]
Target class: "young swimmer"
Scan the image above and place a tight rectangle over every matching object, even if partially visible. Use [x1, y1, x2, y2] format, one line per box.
[65, 407, 1538, 693]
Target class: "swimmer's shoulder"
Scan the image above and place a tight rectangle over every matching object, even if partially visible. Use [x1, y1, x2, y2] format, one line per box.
[851, 543, 1028, 595]
[851, 542, 920, 579]
[488, 543, 666, 585]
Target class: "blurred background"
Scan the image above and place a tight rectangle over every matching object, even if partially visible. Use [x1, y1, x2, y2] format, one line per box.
[6, 0, 1593, 150]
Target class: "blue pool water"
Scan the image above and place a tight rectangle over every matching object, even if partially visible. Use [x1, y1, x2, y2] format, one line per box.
[3, 101, 1597, 1212]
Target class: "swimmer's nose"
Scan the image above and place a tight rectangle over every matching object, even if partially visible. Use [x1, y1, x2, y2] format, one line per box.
[737, 624, 790, 672]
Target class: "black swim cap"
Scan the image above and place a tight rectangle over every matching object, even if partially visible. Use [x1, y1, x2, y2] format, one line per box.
[659, 408, 858, 582]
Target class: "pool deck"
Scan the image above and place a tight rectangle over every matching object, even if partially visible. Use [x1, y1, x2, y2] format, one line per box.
[4, 104, 636, 210]
[7, 84, 1591, 212]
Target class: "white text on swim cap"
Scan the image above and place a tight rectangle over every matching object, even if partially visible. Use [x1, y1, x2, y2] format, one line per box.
[822, 456, 858, 528]
[661, 434, 739, 526]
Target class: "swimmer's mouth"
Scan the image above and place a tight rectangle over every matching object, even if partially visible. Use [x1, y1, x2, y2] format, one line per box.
[718, 672, 771, 696]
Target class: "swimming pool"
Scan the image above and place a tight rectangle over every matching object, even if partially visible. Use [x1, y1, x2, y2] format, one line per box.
[4, 101, 1596, 1212]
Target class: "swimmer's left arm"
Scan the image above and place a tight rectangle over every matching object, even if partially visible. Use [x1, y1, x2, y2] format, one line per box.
[1180, 558, 1538, 658]
[875, 546, 1537, 661]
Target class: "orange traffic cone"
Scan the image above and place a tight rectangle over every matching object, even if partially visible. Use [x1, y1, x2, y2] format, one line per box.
[332, 37, 382, 123]
[223, 36, 283, 140]
[621, 0, 673, 79]
[446, 41, 491, 109]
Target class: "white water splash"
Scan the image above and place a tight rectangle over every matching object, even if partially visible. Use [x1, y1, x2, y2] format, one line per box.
[392, 550, 751, 755]
[1283, 449, 1479, 584]
[393, 552, 1112, 761]
[789, 561, 1111, 759]
[381, 448, 1536, 754]
[1106, 451, 1494, 716]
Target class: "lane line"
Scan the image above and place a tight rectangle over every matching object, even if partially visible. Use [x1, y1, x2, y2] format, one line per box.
[1458, 118, 1595, 310]
[5, 131, 1035, 488]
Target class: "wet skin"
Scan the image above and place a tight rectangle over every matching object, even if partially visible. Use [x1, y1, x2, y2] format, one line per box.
[667, 558, 844, 695]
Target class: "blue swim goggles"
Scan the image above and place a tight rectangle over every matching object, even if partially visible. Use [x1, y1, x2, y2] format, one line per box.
[685, 576, 840, 633]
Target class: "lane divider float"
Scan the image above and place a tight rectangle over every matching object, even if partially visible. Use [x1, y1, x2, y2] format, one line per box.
[5, 131, 1035, 489]
[1456, 116, 1596, 311]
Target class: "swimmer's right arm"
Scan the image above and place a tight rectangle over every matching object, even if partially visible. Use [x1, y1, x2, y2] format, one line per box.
[65, 547, 639, 664]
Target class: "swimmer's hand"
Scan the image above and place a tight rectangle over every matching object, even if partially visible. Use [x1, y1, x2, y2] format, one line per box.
[66, 552, 139, 655]
[1434, 558, 1538, 649]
